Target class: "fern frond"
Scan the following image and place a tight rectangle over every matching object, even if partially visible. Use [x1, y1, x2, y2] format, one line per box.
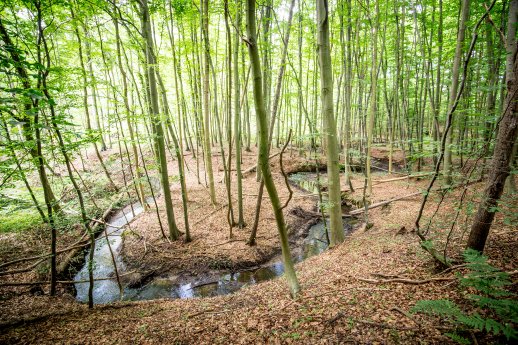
[444, 332, 471, 345]
[412, 300, 463, 319]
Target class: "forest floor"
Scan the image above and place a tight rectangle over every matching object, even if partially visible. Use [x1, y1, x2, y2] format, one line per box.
[0, 146, 516, 344]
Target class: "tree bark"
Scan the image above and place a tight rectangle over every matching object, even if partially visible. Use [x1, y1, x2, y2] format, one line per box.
[245, 0, 300, 296]
[140, 0, 180, 240]
[234, 0, 245, 228]
[444, 0, 470, 184]
[317, 0, 344, 246]
[467, 0, 518, 252]
[201, 0, 217, 204]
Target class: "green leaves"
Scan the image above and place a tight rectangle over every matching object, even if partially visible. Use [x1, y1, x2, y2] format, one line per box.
[412, 299, 463, 319]
[412, 249, 517, 343]
[460, 249, 512, 297]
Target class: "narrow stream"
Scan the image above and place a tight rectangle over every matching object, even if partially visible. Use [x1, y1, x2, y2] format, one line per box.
[75, 173, 352, 304]
[74, 199, 151, 304]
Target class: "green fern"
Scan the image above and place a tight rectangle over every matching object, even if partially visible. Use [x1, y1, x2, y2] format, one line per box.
[460, 249, 512, 297]
[412, 249, 517, 343]
[412, 299, 463, 320]
[444, 332, 471, 345]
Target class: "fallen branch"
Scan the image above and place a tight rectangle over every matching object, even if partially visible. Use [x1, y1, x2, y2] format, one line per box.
[0, 270, 138, 287]
[192, 203, 228, 226]
[390, 307, 419, 325]
[211, 239, 246, 247]
[348, 192, 422, 215]
[342, 172, 433, 192]
[187, 280, 219, 290]
[242, 151, 282, 175]
[303, 287, 389, 300]
[357, 276, 455, 285]
[358, 270, 518, 285]
[0, 253, 52, 270]
[187, 307, 236, 319]
[0, 258, 48, 277]
[347, 179, 482, 217]
[57, 195, 124, 275]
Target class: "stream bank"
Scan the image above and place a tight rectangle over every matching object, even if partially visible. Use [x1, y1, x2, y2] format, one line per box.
[74, 172, 357, 304]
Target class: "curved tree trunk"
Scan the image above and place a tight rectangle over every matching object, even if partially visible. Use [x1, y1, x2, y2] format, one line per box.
[245, 0, 300, 296]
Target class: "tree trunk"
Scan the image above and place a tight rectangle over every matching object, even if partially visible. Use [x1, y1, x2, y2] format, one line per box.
[234, 0, 246, 228]
[467, 0, 518, 252]
[245, 0, 300, 296]
[201, 0, 217, 204]
[317, 0, 344, 246]
[140, 0, 180, 240]
[366, 0, 379, 195]
[444, 0, 470, 184]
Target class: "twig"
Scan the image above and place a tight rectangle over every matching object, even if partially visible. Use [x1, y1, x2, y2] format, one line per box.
[357, 276, 455, 285]
[280, 129, 293, 211]
[192, 203, 228, 226]
[211, 239, 246, 247]
[303, 287, 389, 300]
[390, 307, 418, 325]
[434, 263, 468, 276]
[187, 307, 236, 319]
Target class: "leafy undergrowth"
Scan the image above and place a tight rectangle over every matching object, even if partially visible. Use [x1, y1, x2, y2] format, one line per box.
[0, 189, 43, 234]
[413, 249, 517, 343]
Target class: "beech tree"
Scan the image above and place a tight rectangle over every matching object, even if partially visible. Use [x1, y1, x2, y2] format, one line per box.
[245, 0, 300, 296]
[316, 0, 344, 246]
[467, 0, 518, 253]
[139, 0, 179, 240]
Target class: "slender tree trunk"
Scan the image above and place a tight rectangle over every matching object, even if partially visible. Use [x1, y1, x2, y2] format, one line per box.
[140, 0, 180, 240]
[247, 0, 296, 245]
[113, 9, 148, 210]
[444, 0, 470, 184]
[433, 0, 443, 166]
[0, 18, 60, 215]
[317, 0, 344, 246]
[37, 4, 92, 305]
[71, 15, 118, 192]
[245, 0, 300, 296]
[366, 0, 379, 195]
[343, 0, 354, 191]
[234, 0, 246, 228]
[201, 0, 217, 204]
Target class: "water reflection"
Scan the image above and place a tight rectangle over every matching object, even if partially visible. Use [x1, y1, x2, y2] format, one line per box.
[129, 218, 339, 301]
